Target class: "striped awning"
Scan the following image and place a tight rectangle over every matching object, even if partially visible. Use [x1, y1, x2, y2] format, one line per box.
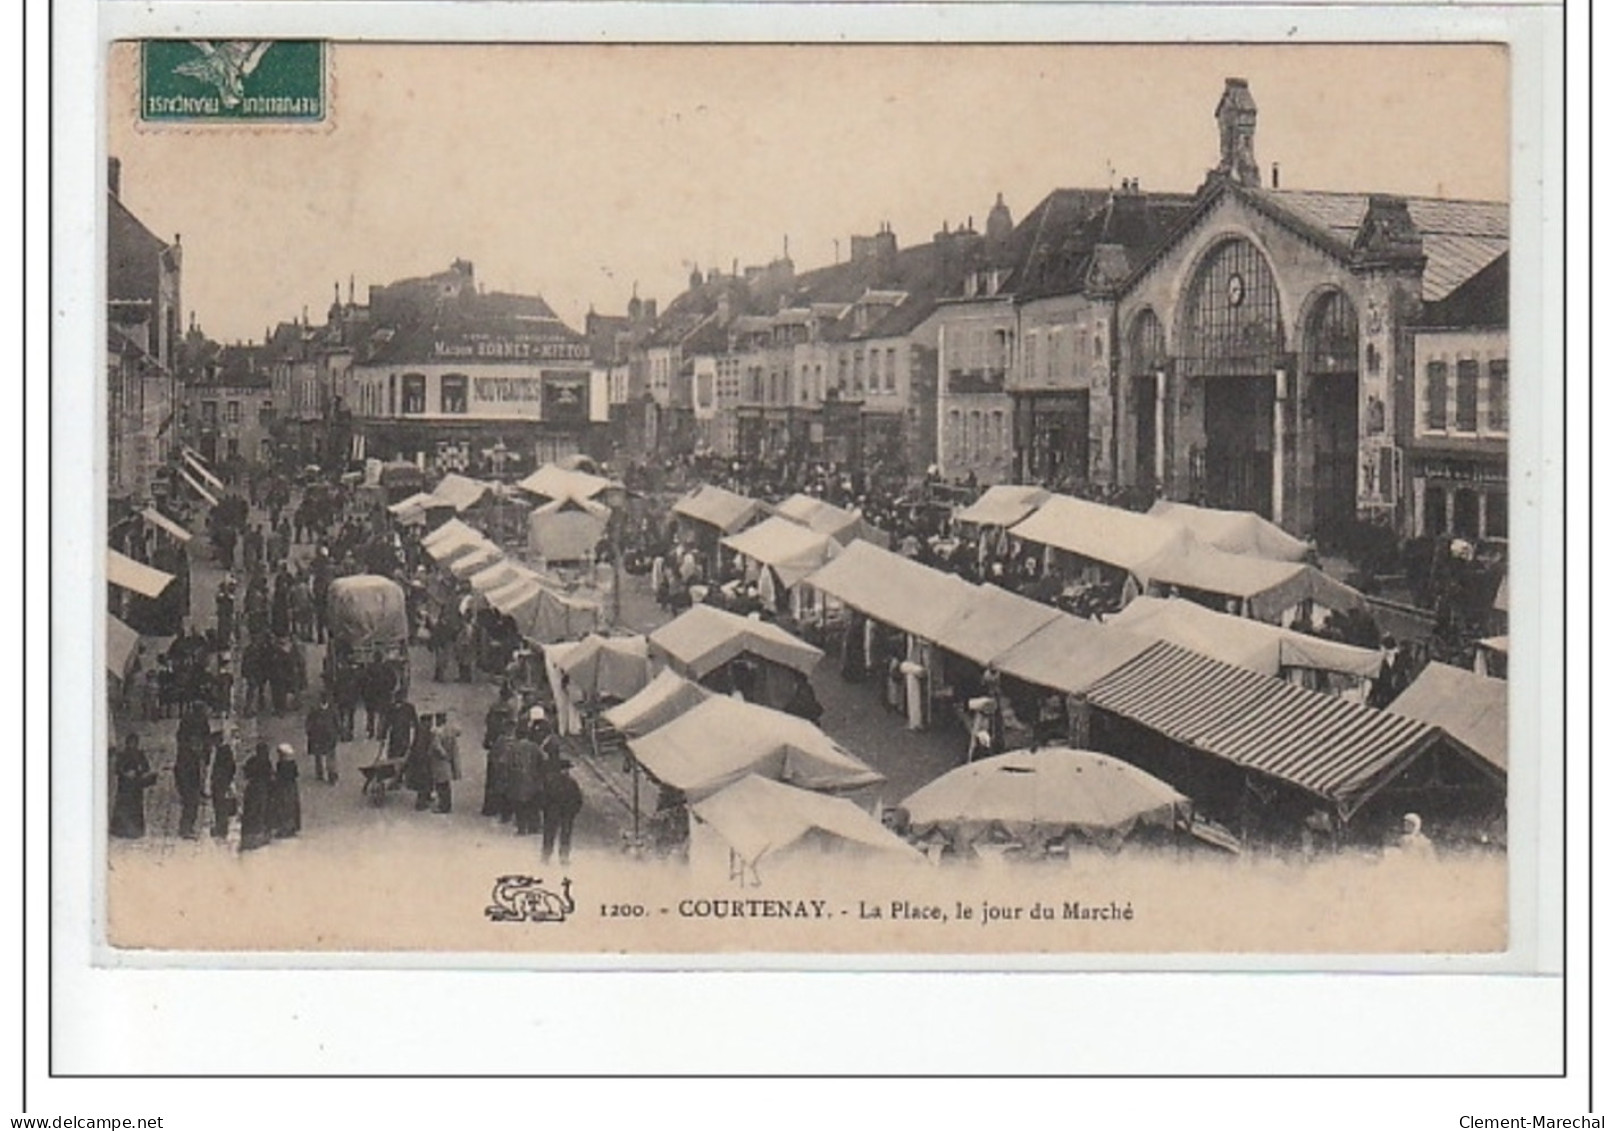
[1086, 641, 1454, 817]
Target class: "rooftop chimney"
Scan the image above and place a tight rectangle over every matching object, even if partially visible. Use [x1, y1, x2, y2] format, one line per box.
[1215, 77, 1261, 187]
[1271, 162, 1280, 189]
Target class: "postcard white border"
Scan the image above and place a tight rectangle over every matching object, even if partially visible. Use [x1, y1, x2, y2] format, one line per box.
[42, 0, 1578, 1085]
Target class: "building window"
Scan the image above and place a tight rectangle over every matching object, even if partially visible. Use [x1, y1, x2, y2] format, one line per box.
[1180, 237, 1283, 379]
[226, 437, 240, 459]
[1025, 332, 1040, 386]
[1424, 361, 1448, 430]
[200, 400, 218, 428]
[853, 351, 865, 393]
[259, 400, 276, 426]
[837, 356, 848, 391]
[1455, 360, 1479, 432]
[1486, 490, 1508, 538]
[1487, 359, 1509, 432]
[991, 410, 1005, 456]
[441, 374, 468, 414]
[224, 400, 241, 425]
[401, 374, 427, 415]
[884, 348, 897, 392]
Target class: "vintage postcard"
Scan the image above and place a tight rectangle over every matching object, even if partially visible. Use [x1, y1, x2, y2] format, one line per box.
[97, 35, 1541, 960]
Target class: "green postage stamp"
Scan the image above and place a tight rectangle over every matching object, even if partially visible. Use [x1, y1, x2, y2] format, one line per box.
[139, 40, 326, 123]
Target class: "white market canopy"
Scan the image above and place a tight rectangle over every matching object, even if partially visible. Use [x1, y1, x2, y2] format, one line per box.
[557, 633, 652, 702]
[447, 544, 505, 578]
[649, 604, 823, 681]
[1107, 596, 1382, 680]
[178, 467, 219, 507]
[930, 584, 1064, 667]
[387, 491, 446, 525]
[106, 616, 141, 678]
[602, 668, 714, 739]
[421, 517, 478, 550]
[986, 615, 1154, 697]
[773, 494, 888, 548]
[672, 484, 764, 535]
[627, 698, 883, 800]
[181, 447, 224, 491]
[1146, 544, 1365, 624]
[1008, 495, 1194, 580]
[140, 507, 193, 544]
[528, 496, 609, 563]
[431, 473, 492, 512]
[802, 540, 975, 643]
[722, 516, 842, 589]
[955, 484, 1052, 529]
[107, 549, 173, 599]
[489, 579, 600, 643]
[691, 775, 922, 870]
[1388, 661, 1508, 772]
[1147, 500, 1310, 562]
[468, 559, 531, 594]
[516, 463, 617, 504]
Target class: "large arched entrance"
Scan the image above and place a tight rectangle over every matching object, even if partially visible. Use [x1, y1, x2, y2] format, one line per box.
[1301, 289, 1361, 541]
[1127, 308, 1167, 490]
[1178, 238, 1285, 517]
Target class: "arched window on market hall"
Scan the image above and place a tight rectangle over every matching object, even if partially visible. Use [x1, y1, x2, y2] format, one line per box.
[1178, 237, 1284, 379]
[1304, 289, 1360, 377]
[1126, 307, 1168, 485]
[1127, 307, 1166, 378]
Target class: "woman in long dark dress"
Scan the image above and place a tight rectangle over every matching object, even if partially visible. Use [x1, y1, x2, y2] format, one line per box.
[238, 742, 274, 851]
[209, 741, 237, 841]
[109, 734, 155, 839]
[269, 743, 302, 838]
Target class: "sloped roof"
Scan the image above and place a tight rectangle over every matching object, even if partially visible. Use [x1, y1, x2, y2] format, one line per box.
[721, 516, 841, 589]
[672, 484, 764, 534]
[987, 615, 1154, 696]
[1420, 251, 1508, 329]
[802, 540, 975, 641]
[1108, 596, 1382, 680]
[1259, 189, 1509, 303]
[1088, 642, 1487, 817]
[1147, 500, 1309, 562]
[955, 484, 1052, 528]
[627, 698, 882, 800]
[1012, 190, 1198, 301]
[107, 193, 168, 305]
[931, 584, 1064, 667]
[649, 603, 823, 680]
[1008, 494, 1194, 578]
[1388, 661, 1508, 772]
[692, 775, 922, 867]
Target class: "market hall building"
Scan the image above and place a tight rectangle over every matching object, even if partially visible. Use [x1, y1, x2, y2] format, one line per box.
[1112, 78, 1508, 542]
[343, 260, 607, 475]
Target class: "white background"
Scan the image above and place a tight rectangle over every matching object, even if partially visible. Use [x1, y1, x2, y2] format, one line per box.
[23, 0, 1596, 1123]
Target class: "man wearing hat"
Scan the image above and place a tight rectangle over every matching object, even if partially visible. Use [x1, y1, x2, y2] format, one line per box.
[540, 754, 584, 866]
[508, 709, 548, 837]
[430, 712, 461, 814]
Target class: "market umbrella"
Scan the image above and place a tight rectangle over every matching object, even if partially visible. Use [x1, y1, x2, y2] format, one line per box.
[900, 747, 1188, 854]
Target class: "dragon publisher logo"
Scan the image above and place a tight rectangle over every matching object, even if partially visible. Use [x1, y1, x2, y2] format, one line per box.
[485, 876, 576, 924]
[141, 40, 326, 123]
